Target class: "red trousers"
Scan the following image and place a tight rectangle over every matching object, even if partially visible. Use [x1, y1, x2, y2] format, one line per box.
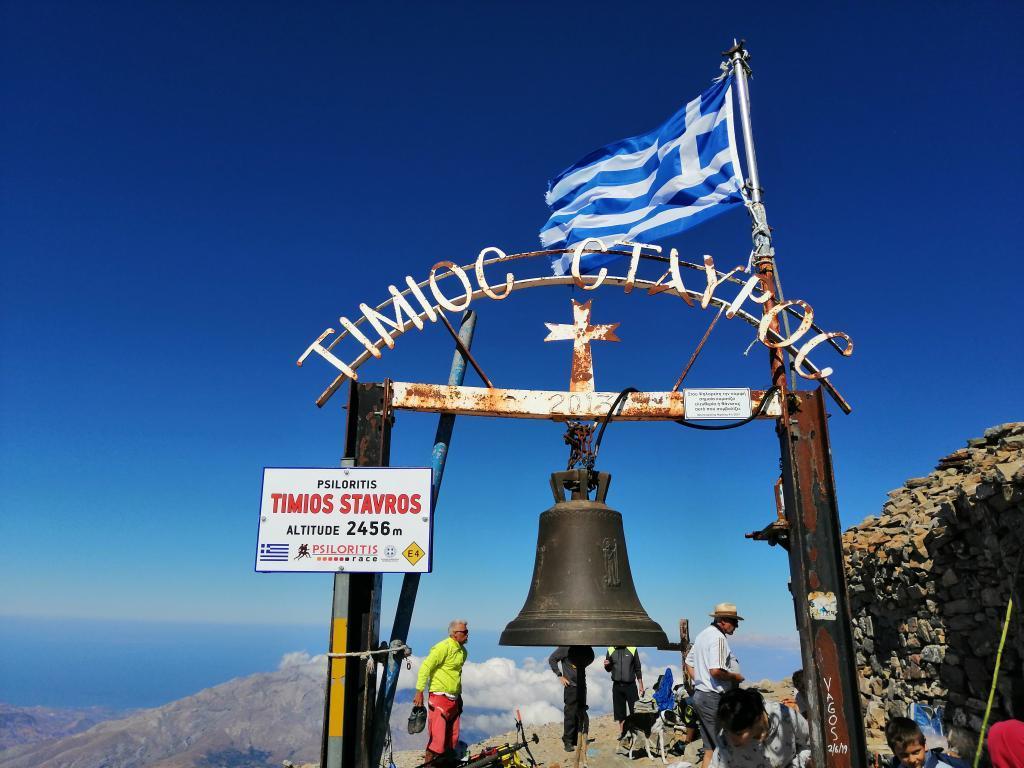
[426, 692, 462, 755]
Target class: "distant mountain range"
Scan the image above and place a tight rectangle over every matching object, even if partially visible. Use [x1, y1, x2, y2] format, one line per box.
[0, 658, 502, 768]
[0, 703, 129, 752]
[0, 659, 324, 768]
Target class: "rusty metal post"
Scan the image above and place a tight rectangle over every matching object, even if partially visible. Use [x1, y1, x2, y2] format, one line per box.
[322, 380, 392, 768]
[778, 388, 866, 768]
[679, 619, 691, 691]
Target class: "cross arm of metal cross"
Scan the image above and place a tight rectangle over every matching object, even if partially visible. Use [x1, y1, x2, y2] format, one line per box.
[388, 382, 781, 421]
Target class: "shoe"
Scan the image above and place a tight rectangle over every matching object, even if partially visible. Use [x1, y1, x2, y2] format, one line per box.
[407, 705, 427, 735]
[563, 743, 575, 753]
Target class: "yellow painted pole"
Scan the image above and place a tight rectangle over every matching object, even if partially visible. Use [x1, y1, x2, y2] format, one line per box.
[328, 616, 348, 739]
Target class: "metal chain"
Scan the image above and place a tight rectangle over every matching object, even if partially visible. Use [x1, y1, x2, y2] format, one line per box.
[563, 421, 597, 470]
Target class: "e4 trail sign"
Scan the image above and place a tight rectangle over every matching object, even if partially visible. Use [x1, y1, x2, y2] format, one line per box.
[255, 467, 433, 573]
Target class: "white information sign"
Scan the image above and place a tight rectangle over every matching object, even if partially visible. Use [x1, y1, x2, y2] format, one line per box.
[683, 388, 752, 420]
[256, 467, 432, 573]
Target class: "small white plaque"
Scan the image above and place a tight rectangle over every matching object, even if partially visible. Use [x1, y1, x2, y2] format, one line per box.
[808, 591, 838, 621]
[256, 467, 432, 573]
[683, 388, 752, 420]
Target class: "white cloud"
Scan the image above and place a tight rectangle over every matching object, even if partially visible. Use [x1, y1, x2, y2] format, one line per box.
[467, 700, 563, 734]
[401, 654, 563, 720]
[272, 646, 695, 734]
[396, 650, 685, 729]
[278, 650, 327, 670]
[275, 644, 790, 745]
[731, 633, 800, 650]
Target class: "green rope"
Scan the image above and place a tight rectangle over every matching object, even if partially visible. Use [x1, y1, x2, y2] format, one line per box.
[973, 596, 1014, 768]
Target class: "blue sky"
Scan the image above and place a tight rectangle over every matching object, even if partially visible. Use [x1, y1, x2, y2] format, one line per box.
[2, 2, 1021, 707]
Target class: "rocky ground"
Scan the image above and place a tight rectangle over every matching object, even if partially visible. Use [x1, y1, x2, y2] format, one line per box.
[386, 680, 893, 768]
[393, 709, 702, 768]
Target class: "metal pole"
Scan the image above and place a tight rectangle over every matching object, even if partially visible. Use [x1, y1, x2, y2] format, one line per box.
[727, 41, 795, 391]
[369, 310, 479, 768]
[778, 389, 867, 768]
[322, 381, 393, 768]
[730, 45, 762, 205]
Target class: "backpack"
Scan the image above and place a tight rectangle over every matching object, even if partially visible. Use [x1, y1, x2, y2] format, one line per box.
[633, 694, 658, 714]
[653, 668, 675, 712]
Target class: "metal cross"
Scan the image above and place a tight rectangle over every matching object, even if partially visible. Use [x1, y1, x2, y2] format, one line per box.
[544, 299, 620, 393]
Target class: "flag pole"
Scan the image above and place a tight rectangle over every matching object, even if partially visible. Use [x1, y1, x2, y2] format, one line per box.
[725, 41, 794, 391]
[727, 43, 872, 768]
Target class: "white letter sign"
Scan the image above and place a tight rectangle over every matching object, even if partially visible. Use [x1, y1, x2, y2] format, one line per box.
[256, 467, 433, 573]
[683, 388, 753, 420]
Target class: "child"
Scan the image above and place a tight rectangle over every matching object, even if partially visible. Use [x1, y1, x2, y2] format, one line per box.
[885, 717, 968, 768]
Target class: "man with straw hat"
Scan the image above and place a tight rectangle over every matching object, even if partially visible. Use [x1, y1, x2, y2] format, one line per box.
[684, 603, 745, 768]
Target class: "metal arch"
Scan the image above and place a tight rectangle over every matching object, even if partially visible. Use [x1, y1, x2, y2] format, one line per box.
[321, 247, 847, 358]
[313, 273, 847, 409]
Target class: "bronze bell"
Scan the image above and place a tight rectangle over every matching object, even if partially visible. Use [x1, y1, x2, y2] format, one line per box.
[500, 468, 669, 647]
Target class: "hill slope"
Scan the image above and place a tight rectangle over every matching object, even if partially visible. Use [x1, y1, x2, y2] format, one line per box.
[0, 704, 128, 752]
[0, 661, 323, 768]
[0, 656, 508, 768]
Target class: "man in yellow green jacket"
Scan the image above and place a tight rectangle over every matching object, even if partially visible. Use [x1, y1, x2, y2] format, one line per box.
[414, 619, 469, 764]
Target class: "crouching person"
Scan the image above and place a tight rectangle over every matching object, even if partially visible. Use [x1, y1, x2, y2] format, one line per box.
[710, 688, 811, 768]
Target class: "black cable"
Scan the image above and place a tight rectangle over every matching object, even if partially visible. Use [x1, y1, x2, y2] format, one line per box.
[593, 386, 639, 462]
[587, 385, 779, 473]
[674, 386, 782, 431]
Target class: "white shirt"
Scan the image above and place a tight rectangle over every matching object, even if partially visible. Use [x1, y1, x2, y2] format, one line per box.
[689, 624, 740, 694]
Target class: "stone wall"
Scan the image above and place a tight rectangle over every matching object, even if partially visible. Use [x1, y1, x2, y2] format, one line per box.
[842, 422, 1024, 739]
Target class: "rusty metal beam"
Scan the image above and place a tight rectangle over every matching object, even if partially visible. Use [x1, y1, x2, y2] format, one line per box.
[778, 388, 866, 768]
[389, 382, 781, 421]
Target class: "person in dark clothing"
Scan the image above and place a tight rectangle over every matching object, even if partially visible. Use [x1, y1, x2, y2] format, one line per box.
[549, 646, 595, 752]
[604, 646, 645, 739]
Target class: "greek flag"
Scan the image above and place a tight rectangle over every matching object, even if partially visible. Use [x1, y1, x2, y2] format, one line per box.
[541, 76, 746, 275]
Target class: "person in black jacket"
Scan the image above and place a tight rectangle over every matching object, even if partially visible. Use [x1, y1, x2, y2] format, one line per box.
[604, 646, 645, 739]
[549, 646, 596, 752]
